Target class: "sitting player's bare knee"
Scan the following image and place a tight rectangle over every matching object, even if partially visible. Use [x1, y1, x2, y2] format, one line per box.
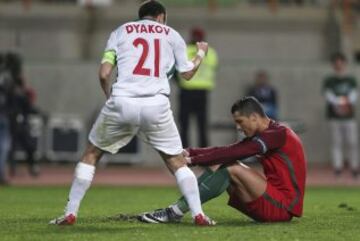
[227, 164, 247, 181]
[228, 163, 265, 181]
[227, 164, 267, 201]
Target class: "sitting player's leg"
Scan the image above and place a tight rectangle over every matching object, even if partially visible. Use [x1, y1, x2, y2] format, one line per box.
[49, 143, 103, 225]
[139, 166, 215, 223]
[171, 166, 230, 215]
[172, 167, 214, 215]
[226, 162, 292, 222]
[226, 162, 266, 203]
[159, 151, 215, 225]
[139, 165, 230, 223]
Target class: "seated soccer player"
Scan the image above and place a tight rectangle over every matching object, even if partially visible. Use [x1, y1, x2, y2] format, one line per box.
[138, 97, 307, 223]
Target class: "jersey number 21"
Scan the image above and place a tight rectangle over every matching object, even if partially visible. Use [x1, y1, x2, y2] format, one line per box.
[133, 38, 160, 77]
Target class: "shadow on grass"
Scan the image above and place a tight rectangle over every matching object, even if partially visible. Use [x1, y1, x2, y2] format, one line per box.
[218, 218, 300, 227]
[105, 213, 300, 228]
[45, 225, 150, 234]
[2, 214, 300, 235]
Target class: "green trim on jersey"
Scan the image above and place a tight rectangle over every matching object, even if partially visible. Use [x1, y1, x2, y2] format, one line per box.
[101, 50, 116, 65]
[167, 64, 176, 79]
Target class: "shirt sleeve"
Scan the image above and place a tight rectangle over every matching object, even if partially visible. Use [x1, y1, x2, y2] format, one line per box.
[104, 30, 118, 52]
[325, 90, 341, 105]
[348, 89, 357, 104]
[348, 77, 358, 104]
[171, 31, 194, 73]
[191, 125, 287, 166]
[187, 146, 222, 156]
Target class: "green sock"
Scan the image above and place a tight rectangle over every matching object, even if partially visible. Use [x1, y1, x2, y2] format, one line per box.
[174, 167, 230, 214]
[175, 168, 213, 213]
[197, 167, 214, 183]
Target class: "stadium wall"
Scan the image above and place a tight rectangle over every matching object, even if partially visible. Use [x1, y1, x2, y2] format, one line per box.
[1, 3, 352, 166]
[23, 62, 360, 165]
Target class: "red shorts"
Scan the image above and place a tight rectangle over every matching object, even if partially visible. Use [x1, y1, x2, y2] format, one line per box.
[228, 183, 293, 222]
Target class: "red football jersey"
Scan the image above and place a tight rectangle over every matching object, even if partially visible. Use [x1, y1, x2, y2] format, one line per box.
[189, 121, 307, 217]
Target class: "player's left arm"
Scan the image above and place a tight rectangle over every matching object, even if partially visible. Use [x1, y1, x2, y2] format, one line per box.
[99, 30, 120, 99]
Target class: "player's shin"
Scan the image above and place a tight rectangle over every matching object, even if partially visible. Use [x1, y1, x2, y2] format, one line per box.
[65, 162, 95, 216]
[172, 167, 230, 215]
[174, 166, 203, 218]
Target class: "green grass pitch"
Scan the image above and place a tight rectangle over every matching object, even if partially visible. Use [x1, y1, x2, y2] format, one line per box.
[0, 186, 359, 241]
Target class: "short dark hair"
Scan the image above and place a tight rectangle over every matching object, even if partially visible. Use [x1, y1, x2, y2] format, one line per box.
[231, 96, 266, 117]
[138, 1, 166, 19]
[5, 52, 22, 78]
[330, 52, 347, 63]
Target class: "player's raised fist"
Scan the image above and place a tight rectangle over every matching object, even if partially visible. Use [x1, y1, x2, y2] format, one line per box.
[196, 41, 208, 54]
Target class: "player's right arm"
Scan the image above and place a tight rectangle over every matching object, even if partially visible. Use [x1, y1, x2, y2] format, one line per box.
[99, 30, 119, 99]
[180, 42, 208, 80]
[99, 60, 114, 99]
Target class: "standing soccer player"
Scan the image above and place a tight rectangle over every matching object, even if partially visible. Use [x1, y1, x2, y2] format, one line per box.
[50, 0, 214, 226]
[322, 52, 359, 178]
[140, 97, 307, 223]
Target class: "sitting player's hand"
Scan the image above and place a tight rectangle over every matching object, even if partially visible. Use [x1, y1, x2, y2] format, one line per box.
[182, 149, 190, 158]
[185, 157, 193, 166]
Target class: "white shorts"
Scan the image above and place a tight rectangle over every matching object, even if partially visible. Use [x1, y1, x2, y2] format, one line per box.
[89, 95, 183, 155]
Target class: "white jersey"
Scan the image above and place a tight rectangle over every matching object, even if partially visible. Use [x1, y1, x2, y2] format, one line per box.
[104, 19, 194, 97]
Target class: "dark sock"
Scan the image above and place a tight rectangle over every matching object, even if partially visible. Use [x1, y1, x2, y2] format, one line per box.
[197, 167, 214, 183]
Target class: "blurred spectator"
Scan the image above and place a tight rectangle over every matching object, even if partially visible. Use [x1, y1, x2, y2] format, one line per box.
[251, 0, 330, 7]
[77, 0, 112, 7]
[5, 52, 40, 177]
[279, 0, 305, 5]
[177, 27, 218, 148]
[322, 52, 359, 178]
[0, 53, 12, 185]
[77, 0, 113, 60]
[247, 70, 278, 120]
[22, 0, 31, 10]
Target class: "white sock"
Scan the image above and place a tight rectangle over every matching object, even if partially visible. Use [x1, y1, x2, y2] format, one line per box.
[65, 162, 95, 216]
[174, 166, 203, 218]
